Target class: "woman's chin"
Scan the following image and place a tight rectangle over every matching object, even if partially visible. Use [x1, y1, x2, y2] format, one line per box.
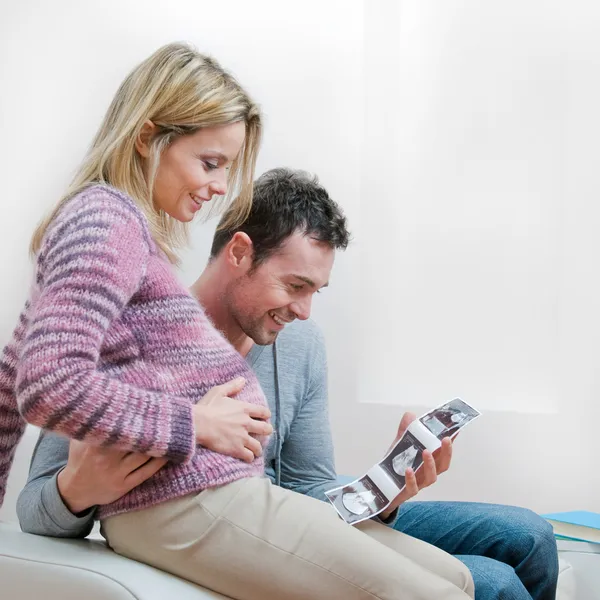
[181, 212, 197, 223]
[169, 209, 196, 223]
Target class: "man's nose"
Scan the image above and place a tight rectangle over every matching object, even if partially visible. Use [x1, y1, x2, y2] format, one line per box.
[291, 296, 312, 321]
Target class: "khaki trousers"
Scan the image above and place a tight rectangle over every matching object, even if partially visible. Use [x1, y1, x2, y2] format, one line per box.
[102, 477, 475, 600]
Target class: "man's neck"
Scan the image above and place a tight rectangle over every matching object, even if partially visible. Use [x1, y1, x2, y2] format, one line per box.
[190, 266, 254, 357]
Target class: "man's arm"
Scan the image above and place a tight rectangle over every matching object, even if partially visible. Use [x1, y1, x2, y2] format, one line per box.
[276, 326, 451, 525]
[278, 373, 401, 523]
[17, 430, 170, 538]
[17, 431, 95, 538]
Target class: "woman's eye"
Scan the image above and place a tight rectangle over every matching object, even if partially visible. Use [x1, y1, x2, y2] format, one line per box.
[203, 160, 219, 171]
[290, 284, 303, 291]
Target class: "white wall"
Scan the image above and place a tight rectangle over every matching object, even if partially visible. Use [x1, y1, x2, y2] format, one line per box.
[1, 0, 597, 517]
[345, 0, 599, 513]
[361, 1, 567, 415]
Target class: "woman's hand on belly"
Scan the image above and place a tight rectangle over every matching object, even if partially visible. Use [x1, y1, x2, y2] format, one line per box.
[193, 377, 273, 463]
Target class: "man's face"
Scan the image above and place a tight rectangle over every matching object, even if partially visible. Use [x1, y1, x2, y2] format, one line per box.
[224, 231, 335, 345]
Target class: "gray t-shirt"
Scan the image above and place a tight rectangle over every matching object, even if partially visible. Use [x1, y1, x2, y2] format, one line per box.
[17, 319, 342, 537]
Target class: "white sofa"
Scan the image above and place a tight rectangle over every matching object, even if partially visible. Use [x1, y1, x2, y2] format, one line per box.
[0, 426, 226, 599]
[0, 426, 590, 599]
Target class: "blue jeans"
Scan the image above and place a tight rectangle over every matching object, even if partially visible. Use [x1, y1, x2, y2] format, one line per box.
[393, 501, 559, 600]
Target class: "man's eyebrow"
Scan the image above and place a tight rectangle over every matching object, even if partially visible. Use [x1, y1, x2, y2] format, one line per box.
[292, 275, 329, 289]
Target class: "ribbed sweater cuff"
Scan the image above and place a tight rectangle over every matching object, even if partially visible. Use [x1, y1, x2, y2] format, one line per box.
[167, 400, 196, 462]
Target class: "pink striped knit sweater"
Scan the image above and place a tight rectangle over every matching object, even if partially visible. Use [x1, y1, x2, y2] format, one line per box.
[0, 185, 267, 519]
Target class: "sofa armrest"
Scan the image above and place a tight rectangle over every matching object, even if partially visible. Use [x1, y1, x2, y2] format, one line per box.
[0, 522, 229, 600]
[557, 539, 600, 600]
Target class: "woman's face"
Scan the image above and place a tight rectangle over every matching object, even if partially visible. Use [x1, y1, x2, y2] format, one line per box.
[151, 121, 246, 222]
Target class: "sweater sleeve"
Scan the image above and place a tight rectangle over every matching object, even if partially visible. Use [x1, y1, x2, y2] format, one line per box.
[0, 312, 29, 507]
[15, 189, 196, 462]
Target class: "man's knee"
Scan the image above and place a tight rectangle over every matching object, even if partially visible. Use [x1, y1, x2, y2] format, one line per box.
[501, 506, 557, 563]
[461, 556, 528, 600]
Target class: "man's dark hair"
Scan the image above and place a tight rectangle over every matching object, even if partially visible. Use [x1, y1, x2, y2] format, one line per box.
[210, 167, 350, 265]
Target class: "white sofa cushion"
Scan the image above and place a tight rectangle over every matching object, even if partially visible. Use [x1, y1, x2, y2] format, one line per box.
[556, 539, 600, 600]
[557, 557, 576, 600]
[0, 522, 229, 600]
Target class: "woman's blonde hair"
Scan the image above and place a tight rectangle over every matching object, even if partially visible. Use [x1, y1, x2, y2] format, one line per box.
[31, 42, 262, 263]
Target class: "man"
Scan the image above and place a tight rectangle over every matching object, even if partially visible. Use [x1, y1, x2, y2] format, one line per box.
[18, 168, 558, 599]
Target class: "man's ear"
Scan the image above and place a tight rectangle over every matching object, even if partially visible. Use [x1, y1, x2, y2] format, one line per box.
[226, 232, 254, 271]
[135, 120, 156, 158]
